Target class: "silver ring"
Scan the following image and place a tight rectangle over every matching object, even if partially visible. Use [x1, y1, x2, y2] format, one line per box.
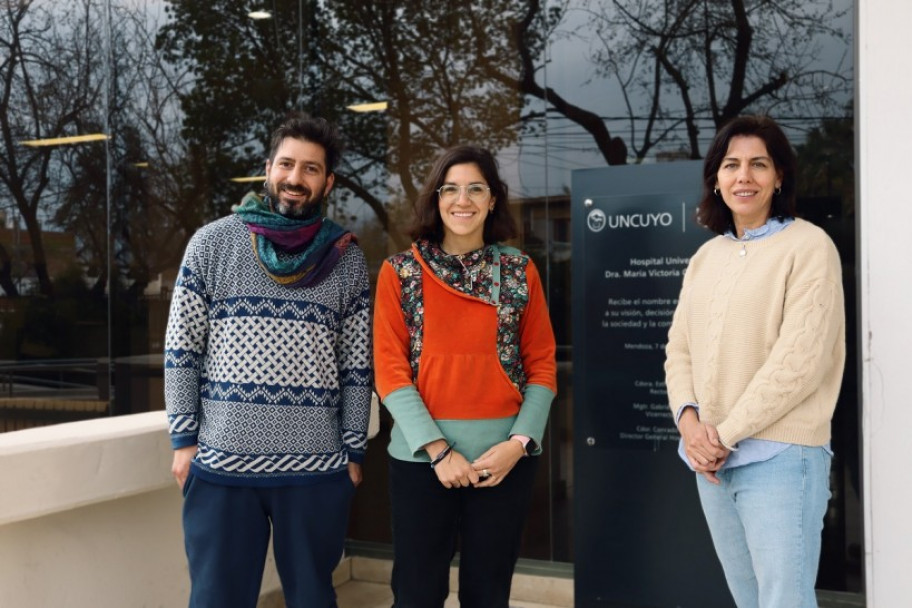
[482, 469, 490, 478]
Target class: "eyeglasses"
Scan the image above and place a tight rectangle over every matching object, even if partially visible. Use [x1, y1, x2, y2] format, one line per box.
[436, 183, 491, 202]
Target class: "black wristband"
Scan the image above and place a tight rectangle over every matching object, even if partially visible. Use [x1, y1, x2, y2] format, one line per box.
[430, 442, 456, 469]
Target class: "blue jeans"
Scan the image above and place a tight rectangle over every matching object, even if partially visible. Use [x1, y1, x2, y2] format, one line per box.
[696, 445, 832, 608]
[182, 472, 354, 608]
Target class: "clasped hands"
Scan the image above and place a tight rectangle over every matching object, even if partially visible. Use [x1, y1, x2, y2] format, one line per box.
[427, 438, 525, 489]
[678, 409, 730, 485]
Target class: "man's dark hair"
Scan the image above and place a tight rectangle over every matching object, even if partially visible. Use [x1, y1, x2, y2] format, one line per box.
[268, 113, 344, 175]
[409, 145, 518, 244]
[697, 114, 798, 235]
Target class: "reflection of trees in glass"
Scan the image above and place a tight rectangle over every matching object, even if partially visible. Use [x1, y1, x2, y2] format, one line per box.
[795, 116, 854, 217]
[577, 0, 852, 162]
[497, 0, 852, 165]
[156, 0, 547, 248]
[321, 1, 530, 194]
[0, 0, 189, 298]
[0, 0, 109, 297]
[156, 0, 409, 245]
[485, 0, 631, 165]
[155, 0, 300, 217]
[1, 0, 855, 302]
[56, 0, 201, 297]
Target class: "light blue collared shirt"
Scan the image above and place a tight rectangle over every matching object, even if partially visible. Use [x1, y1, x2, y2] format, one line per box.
[675, 217, 832, 471]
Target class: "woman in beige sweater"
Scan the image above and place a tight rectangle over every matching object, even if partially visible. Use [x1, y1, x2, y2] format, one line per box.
[665, 115, 845, 608]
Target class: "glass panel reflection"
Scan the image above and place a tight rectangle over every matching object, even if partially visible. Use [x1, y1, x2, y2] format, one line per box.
[0, 0, 859, 592]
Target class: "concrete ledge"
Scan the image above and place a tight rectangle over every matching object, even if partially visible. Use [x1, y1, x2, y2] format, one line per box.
[0, 411, 284, 606]
[0, 410, 173, 526]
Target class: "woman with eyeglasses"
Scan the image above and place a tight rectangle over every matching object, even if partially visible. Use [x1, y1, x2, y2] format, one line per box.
[373, 145, 557, 607]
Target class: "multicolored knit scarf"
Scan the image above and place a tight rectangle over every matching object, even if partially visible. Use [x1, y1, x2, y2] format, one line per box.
[233, 192, 355, 288]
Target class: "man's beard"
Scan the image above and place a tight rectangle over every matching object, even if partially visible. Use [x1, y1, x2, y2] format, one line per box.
[266, 181, 326, 219]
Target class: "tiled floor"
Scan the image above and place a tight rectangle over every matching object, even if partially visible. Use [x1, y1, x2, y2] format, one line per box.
[334, 581, 867, 608]
[332, 556, 573, 608]
[261, 556, 861, 608]
[335, 579, 569, 608]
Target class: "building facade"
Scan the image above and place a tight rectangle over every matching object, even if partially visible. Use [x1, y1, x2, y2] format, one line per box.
[1, 0, 909, 604]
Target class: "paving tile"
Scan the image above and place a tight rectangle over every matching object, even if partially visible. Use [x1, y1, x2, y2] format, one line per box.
[336, 580, 392, 608]
[335, 579, 567, 608]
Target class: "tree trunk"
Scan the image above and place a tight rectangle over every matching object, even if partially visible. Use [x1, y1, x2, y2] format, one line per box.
[22, 213, 54, 297]
[0, 243, 20, 297]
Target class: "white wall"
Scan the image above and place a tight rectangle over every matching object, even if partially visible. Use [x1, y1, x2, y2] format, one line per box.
[858, 1, 912, 605]
[0, 412, 281, 608]
[0, 488, 188, 607]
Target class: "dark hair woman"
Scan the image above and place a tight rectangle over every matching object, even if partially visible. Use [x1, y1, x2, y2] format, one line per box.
[374, 145, 557, 607]
[665, 115, 846, 607]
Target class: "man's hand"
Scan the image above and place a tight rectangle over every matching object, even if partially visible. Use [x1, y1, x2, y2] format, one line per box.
[347, 462, 363, 488]
[171, 445, 198, 490]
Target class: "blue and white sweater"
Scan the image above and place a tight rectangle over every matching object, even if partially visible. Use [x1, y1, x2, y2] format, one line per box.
[164, 215, 372, 487]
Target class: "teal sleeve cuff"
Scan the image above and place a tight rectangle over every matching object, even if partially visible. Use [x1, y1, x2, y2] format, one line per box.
[381, 385, 445, 457]
[509, 384, 555, 455]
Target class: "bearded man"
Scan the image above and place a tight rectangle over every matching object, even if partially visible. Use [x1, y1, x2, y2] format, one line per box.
[164, 113, 372, 608]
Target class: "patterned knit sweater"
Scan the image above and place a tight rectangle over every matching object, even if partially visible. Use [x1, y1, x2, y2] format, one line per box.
[665, 218, 845, 448]
[374, 242, 557, 463]
[164, 215, 372, 486]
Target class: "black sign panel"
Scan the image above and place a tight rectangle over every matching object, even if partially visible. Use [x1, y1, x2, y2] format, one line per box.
[572, 162, 732, 607]
[579, 191, 708, 450]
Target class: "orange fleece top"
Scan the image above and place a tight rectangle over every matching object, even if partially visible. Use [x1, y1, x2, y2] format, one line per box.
[374, 243, 557, 461]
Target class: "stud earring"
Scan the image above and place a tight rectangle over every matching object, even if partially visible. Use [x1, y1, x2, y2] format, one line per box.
[713, 187, 720, 196]
[775, 186, 782, 195]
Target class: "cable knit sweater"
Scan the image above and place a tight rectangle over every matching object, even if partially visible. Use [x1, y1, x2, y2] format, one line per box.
[665, 218, 845, 448]
[164, 215, 372, 486]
